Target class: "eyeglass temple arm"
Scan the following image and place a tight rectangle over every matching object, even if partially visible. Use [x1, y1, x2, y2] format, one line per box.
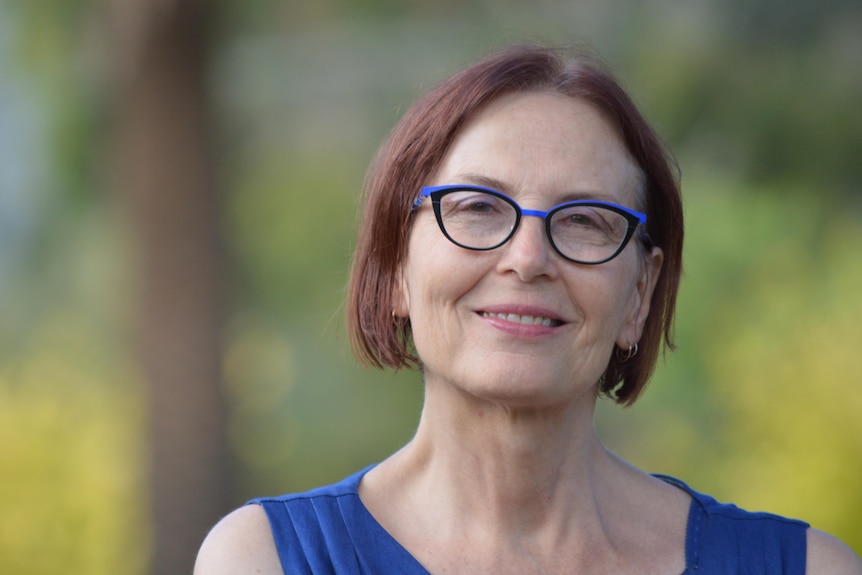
[412, 189, 432, 209]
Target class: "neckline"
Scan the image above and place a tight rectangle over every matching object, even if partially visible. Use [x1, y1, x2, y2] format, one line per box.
[346, 465, 695, 575]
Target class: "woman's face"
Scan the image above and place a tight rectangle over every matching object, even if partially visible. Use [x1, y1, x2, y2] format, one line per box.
[397, 91, 662, 409]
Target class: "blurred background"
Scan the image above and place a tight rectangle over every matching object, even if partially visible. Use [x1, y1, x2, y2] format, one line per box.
[1, 0, 860, 573]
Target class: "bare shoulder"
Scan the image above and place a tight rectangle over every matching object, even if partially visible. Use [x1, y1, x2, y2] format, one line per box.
[194, 504, 283, 575]
[806, 527, 862, 575]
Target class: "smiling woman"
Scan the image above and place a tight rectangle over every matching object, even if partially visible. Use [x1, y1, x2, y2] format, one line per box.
[394, 90, 662, 413]
[195, 44, 862, 575]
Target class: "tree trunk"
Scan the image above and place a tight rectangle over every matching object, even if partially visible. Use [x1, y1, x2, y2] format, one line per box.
[108, 1, 234, 573]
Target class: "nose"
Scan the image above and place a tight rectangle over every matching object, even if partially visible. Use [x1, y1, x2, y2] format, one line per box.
[495, 214, 558, 282]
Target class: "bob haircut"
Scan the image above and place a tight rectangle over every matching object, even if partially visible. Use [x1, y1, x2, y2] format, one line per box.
[346, 44, 683, 406]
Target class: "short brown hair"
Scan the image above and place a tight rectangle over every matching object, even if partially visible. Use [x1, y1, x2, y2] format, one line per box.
[346, 44, 683, 405]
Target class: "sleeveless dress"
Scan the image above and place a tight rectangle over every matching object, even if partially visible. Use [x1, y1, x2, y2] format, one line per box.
[249, 466, 809, 574]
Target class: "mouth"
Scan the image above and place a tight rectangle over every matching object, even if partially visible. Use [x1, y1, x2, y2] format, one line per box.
[479, 311, 564, 328]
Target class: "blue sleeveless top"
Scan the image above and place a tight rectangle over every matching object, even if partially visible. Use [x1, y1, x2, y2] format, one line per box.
[249, 466, 809, 574]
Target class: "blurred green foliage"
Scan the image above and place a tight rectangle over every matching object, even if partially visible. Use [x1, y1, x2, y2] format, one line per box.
[1, 1, 861, 573]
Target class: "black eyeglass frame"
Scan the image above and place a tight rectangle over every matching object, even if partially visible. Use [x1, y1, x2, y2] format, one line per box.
[413, 184, 649, 265]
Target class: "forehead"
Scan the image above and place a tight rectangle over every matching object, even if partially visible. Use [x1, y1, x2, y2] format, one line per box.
[433, 91, 642, 205]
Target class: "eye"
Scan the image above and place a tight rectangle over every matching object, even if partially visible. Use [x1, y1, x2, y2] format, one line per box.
[557, 207, 610, 230]
[464, 198, 495, 213]
[442, 191, 508, 216]
[566, 212, 597, 226]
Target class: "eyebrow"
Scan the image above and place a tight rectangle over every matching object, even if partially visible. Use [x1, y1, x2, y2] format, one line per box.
[452, 172, 620, 204]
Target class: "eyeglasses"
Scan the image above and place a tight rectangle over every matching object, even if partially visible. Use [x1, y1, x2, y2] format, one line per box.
[413, 184, 648, 265]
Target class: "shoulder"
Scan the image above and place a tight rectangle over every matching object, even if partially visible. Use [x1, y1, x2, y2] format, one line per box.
[655, 475, 811, 571]
[806, 528, 862, 575]
[194, 504, 282, 575]
[194, 468, 373, 575]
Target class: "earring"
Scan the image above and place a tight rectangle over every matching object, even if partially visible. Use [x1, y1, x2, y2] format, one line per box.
[617, 342, 638, 362]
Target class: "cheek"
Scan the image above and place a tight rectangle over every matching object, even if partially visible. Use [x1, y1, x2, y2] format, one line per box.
[405, 272, 465, 367]
[570, 262, 641, 335]
[404, 220, 485, 306]
[403, 237, 490, 351]
[406, 253, 480, 320]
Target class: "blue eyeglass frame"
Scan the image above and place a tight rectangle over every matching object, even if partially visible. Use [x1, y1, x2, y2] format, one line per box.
[413, 184, 649, 265]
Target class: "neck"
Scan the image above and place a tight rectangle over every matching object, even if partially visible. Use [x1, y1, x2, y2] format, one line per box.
[396, 376, 612, 537]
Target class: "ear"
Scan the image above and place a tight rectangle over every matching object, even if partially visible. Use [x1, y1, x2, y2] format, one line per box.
[618, 246, 663, 348]
[392, 264, 410, 319]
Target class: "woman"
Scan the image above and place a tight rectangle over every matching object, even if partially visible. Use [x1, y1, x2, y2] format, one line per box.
[196, 44, 861, 574]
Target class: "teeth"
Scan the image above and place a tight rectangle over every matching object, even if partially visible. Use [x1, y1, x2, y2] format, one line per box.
[482, 312, 558, 327]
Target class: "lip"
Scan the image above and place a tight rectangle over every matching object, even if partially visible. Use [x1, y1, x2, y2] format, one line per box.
[476, 304, 567, 334]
